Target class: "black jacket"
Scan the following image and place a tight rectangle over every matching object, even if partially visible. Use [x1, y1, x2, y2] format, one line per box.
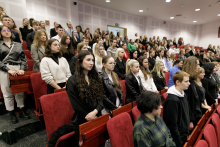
[151, 71, 166, 91]
[26, 31, 35, 51]
[72, 36, 79, 49]
[207, 48, 216, 54]
[62, 49, 75, 64]
[50, 28, 57, 38]
[12, 30, 21, 43]
[100, 71, 123, 111]
[125, 72, 143, 104]
[114, 58, 126, 80]
[103, 42, 110, 51]
[69, 55, 78, 75]
[185, 53, 191, 58]
[148, 57, 155, 71]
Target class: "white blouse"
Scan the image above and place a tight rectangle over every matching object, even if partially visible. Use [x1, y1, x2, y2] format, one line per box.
[155, 56, 167, 71]
[138, 70, 157, 92]
[95, 57, 103, 73]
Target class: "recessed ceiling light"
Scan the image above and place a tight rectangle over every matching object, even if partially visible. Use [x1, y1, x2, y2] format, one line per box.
[195, 9, 200, 11]
[166, 0, 171, 2]
[218, 14, 220, 16]
[139, 10, 143, 12]
[193, 21, 197, 23]
[105, 0, 110, 2]
[170, 17, 174, 19]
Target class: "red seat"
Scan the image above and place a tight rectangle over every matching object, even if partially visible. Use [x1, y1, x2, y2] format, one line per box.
[107, 112, 133, 147]
[132, 106, 141, 123]
[120, 80, 126, 105]
[160, 89, 167, 95]
[55, 131, 75, 147]
[25, 50, 32, 60]
[212, 113, 220, 147]
[30, 73, 47, 119]
[40, 91, 74, 140]
[203, 124, 218, 147]
[26, 60, 34, 71]
[22, 41, 28, 50]
[164, 72, 169, 85]
[195, 140, 208, 147]
[162, 93, 167, 100]
[217, 105, 220, 116]
[175, 54, 179, 60]
[112, 103, 132, 117]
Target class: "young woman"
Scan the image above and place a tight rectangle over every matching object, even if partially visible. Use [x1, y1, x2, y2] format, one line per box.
[19, 18, 33, 42]
[207, 44, 216, 54]
[164, 50, 172, 72]
[127, 39, 136, 52]
[103, 35, 110, 51]
[155, 49, 167, 72]
[92, 35, 100, 52]
[60, 34, 74, 63]
[182, 56, 202, 128]
[201, 63, 218, 107]
[195, 50, 200, 58]
[134, 39, 139, 49]
[123, 36, 129, 45]
[138, 56, 159, 93]
[144, 44, 150, 58]
[40, 39, 71, 94]
[66, 50, 104, 147]
[10, 18, 23, 44]
[45, 20, 50, 38]
[121, 43, 129, 60]
[194, 67, 212, 114]
[154, 45, 159, 59]
[69, 43, 88, 75]
[107, 39, 117, 58]
[178, 49, 185, 60]
[31, 29, 48, 72]
[148, 50, 155, 71]
[199, 53, 208, 67]
[125, 59, 143, 104]
[152, 61, 168, 91]
[40, 21, 46, 31]
[169, 52, 176, 66]
[101, 56, 123, 116]
[0, 25, 29, 123]
[129, 49, 138, 60]
[94, 44, 105, 73]
[137, 43, 143, 54]
[114, 48, 126, 80]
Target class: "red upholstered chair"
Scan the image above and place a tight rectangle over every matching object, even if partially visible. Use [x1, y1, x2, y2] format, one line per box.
[195, 140, 208, 147]
[164, 72, 169, 85]
[30, 73, 47, 119]
[120, 80, 126, 105]
[217, 105, 220, 116]
[25, 60, 34, 71]
[40, 91, 74, 140]
[203, 124, 218, 147]
[212, 113, 220, 147]
[175, 54, 179, 60]
[132, 106, 141, 123]
[22, 41, 28, 50]
[55, 131, 75, 147]
[107, 112, 133, 147]
[162, 93, 167, 101]
[25, 50, 32, 60]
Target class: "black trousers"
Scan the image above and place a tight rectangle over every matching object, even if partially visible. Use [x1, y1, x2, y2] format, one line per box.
[47, 82, 66, 94]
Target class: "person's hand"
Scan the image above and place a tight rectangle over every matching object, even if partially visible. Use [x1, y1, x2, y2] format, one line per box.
[189, 122, 194, 130]
[17, 70, 24, 76]
[85, 109, 98, 121]
[8, 70, 17, 77]
[63, 86, 66, 88]
[215, 102, 218, 108]
[164, 86, 168, 90]
[56, 86, 61, 89]
[205, 105, 212, 111]
[155, 91, 159, 94]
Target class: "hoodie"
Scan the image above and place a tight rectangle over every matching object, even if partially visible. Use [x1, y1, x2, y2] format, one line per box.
[163, 86, 190, 147]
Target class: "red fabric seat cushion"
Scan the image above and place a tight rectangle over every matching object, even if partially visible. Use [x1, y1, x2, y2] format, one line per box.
[203, 124, 218, 147]
[195, 140, 208, 147]
[212, 113, 220, 147]
[25, 60, 34, 71]
[132, 106, 141, 123]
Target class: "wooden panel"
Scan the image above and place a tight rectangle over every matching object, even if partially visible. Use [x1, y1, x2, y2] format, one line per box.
[54, 88, 66, 93]
[10, 83, 33, 94]
[112, 103, 132, 117]
[160, 89, 167, 95]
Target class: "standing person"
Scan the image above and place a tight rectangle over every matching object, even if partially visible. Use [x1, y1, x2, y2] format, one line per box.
[94, 44, 105, 73]
[173, 38, 177, 47]
[76, 25, 84, 42]
[212, 62, 220, 92]
[19, 18, 33, 43]
[107, 39, 117, 58]
[114, 48, 126, 80]
[31, 30, 48, 72]
[40, 39, 71, 94]
[163, 71, 190, 147]
[103, 35, 110, 51]
[125, 59, 143, 104]
[65, 21, 73, 37]
[152, 61, 168, 91]
[51, 25, 64, 42]
[45, 20, 50, 38]
[138, 56, 159, 93]
[133, 91, 176, 147]
[148, 50, 155, 71]
[72, 30, 79, 50]
[0, 25, 29, 124]
[101, 56, 123, 116]
[60, 34, 75, 63]
[50, 22, 59, 38]
[66, 50, 104, 147]
[127, 39, 136, 52]
[167, 59, 183, 87]
[9, 18, 23, 44]
[164, 50, 172, 72]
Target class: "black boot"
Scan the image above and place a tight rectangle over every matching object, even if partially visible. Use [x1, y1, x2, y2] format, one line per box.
[9, 110, 18, 124]
[19, 108, 30, 119]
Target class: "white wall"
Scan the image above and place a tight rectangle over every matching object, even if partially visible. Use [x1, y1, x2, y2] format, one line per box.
[199, 19, 220, 49]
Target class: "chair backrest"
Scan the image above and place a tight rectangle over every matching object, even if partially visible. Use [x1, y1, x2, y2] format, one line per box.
[120, 80, 126, 105]
[132, 106, 141, 123]
[195, 140, 208, 147]
[30, 73, 47, 114]
[164, 72, 169, 85]
[40, 91, 74, 140]
[203, 124, 218, 147]
[22, 41, 28, 50]
[25, 50, 32, 60]
[160, 89, 167, 95]
[112, 103, 132, 117]
[217, 105, 220, 116]
[107, 112, 133, 147]
[162, 93, 167, 100]
[26, 60, 34, 71]
[212, 113, 220, 147]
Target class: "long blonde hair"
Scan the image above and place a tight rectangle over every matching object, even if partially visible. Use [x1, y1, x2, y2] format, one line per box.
[126, 59, 139, 75]
[115, 48, 124, 58]
[33, 29, 48, 48]
[182, 56, 198, 78]
[194, 67, 205, 85]
[153, 61, 165, 78]
[20, 18, 32, 29]
[105, 35, 110, 46]
[94, 44, 105, 65]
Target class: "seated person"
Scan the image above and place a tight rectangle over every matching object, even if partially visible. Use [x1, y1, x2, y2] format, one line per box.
[130, 49, 138, 60]
[114, 48, 126, 80]
[163, 71, 190, 147]
[133, 91, 176, 147]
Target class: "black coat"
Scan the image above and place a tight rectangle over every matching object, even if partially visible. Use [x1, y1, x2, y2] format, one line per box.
[26, 31, 35, 51]
[100, 71, 123, 112]
[114, 58, 126, 80]
[148, 57, 155, 71]
[50, 28, 57, 38]
[69, 55, 77, 75]
[125, 72, 143, 104]
[62, 49, 75, 64]
[103, 42, 110, 51]
[151, 71, 166, 91]
[72, 36, 79, 49]
[12, 30, 21, 43]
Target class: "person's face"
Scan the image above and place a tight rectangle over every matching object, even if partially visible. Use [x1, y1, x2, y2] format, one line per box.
[40, 32, 46, 42]
[85, 40, 89, 46]
[151, 51, 155, 57]
[177, 76, 190, 90]
[160, 51, 164, 57]
[54, 22, 59, 28]
[133, 51, 138, 59]
[46, 21, 50, 25]
[112, 40, 117, 47]
[152, 104, 163, 116]
[82, 45, 87, 50]
[118, 50, 125, 58]
[67, 23, 72, 28]
[203, 54, 207, 59]
[107, 30, 109, 34]
[76, 27, 80, 32]
[73, 31, 77, 36]
[86, 33, 90, 38]
[99, 40, 103, 45]
[182, 50, 185, 55]
[33, 24, 41, 31]
[82, 55, 94, 71]
[99, 46, 105, 56]
[147, 46, 150, 50]
[120, 37, 123, 41]
[24, 19, 29, 26]
[198, 71, 205, 79]
[130, 39, 133, 43]
[2, 17, 10, 25]
[65, 36, 71, 44]
[130, 63, 139, 74]
[41, 22, 45, 28]
[142, 59, 148, 68]
[143, 52, 148, 57]
[103, 57, 115, 71]
[9, 20, 14, 28]
[177, 61, 183, 68]
[57, 28, 64, 36]
[160, 63, 164, 71]
[50, 41, 60, 53]
[215, 65, 220, 72]
[122, 44, 127, 49]
[1, 26, 11, 38]
[196, 60, 200, 72]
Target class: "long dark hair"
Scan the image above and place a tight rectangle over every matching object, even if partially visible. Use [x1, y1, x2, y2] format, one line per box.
[199, 53, 206, 64]
[130, 49, 137, 59]
[60, 34, 74, 55]
[44, 39, 62, 58]
[75, 50, 104, 103]
[138, 56, 152, 80]
[202, 62, 215, 78]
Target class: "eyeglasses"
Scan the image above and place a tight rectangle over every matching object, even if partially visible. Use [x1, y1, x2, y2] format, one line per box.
[1, 30, 11, 33]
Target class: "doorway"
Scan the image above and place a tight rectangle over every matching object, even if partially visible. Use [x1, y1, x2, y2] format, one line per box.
[107, 25, 127, 39]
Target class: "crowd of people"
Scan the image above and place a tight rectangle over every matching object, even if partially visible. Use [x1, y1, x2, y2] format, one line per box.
[1, 5, 220, 147]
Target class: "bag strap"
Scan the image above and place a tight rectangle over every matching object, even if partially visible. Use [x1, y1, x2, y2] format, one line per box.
[2, 43, 15, 62]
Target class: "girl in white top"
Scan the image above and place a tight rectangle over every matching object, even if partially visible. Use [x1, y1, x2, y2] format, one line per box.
[138, 56, 159, 93]
[45, 20, 50, 38]
[94, 44, 105, 73]
[155, 49, 168, 72]
[40, 39, 71, 94]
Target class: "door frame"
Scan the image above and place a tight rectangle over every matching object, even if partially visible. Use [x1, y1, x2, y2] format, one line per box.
[107, 25, 127, 36]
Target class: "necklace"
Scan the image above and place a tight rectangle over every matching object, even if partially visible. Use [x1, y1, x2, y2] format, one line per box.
[194, 80, 202, 87]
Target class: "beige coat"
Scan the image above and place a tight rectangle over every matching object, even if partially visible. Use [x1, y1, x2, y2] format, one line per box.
[31, 44, 45, 72]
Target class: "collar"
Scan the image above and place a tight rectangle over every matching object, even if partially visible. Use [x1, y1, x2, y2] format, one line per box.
[141, 113, 158, 125]
[1, 40, 14, 46]
[102, 70, 109, 80]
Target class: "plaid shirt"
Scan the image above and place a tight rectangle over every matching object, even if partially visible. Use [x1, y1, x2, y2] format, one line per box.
[133, 114, 176, 147]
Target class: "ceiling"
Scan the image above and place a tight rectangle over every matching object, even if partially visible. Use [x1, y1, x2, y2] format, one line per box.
[78, 0, 220, 25]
